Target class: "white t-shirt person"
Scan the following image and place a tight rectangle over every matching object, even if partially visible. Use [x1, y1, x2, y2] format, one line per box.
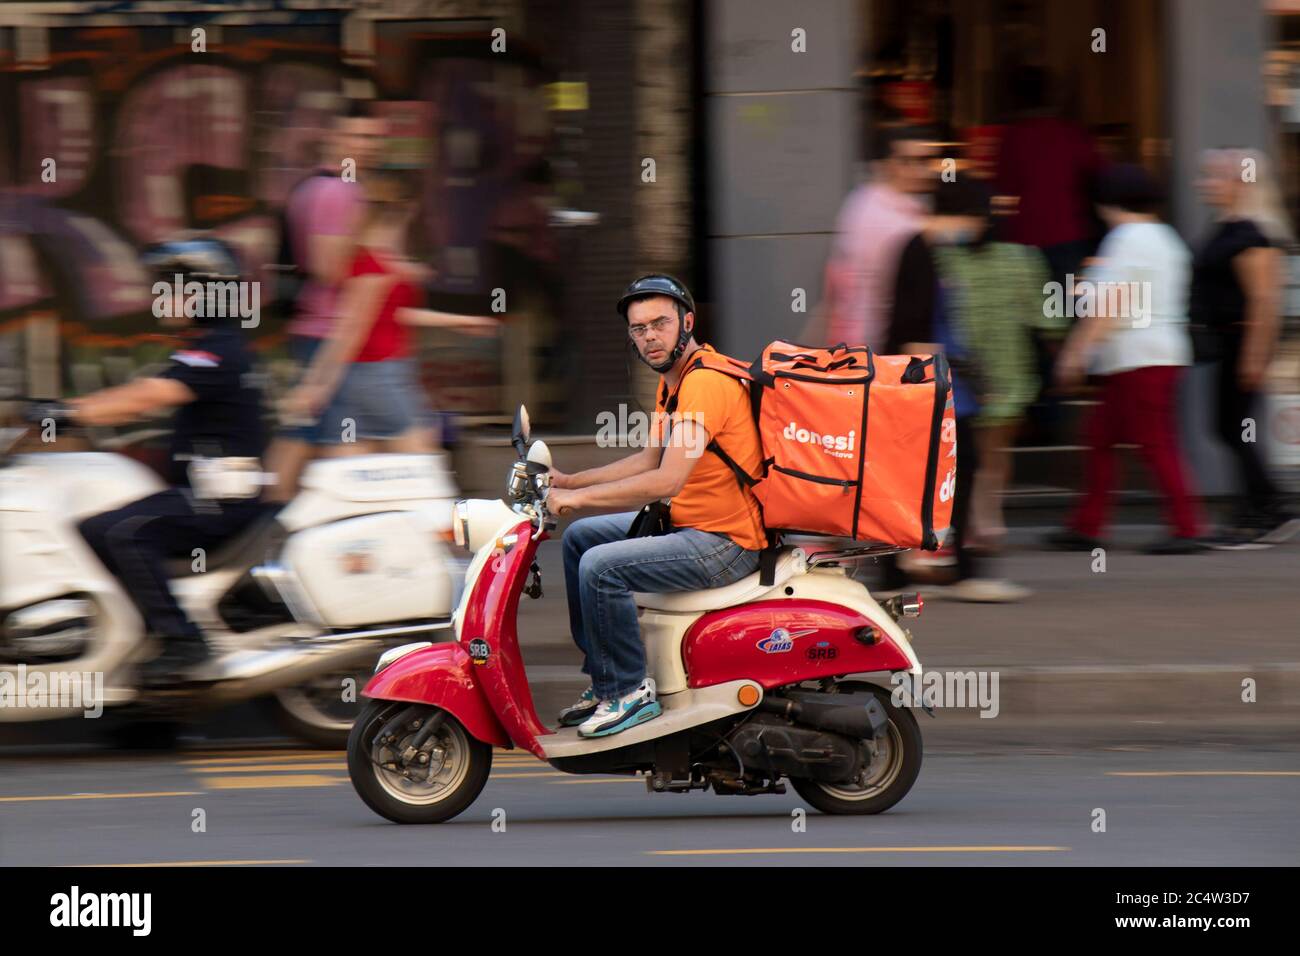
[1083, 221, 1193, 376]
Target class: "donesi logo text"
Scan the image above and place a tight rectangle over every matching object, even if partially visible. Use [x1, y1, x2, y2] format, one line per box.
[783, 421, 856, 459]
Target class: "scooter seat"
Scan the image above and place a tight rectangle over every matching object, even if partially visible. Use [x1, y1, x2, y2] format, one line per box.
[633, 547, 806, 613]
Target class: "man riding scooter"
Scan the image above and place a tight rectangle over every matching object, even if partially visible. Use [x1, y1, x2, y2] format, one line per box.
[56, 238, 267, 686]
[545, 275, 768, 737]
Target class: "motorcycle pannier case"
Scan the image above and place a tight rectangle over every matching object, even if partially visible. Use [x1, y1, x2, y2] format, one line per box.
[746, 342, 956, 550]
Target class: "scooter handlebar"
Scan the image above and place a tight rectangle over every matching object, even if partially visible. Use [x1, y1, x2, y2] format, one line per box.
[21, 400, 74, 426]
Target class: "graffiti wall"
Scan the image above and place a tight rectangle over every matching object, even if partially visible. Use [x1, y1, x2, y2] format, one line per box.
[0, 5, 555, 421]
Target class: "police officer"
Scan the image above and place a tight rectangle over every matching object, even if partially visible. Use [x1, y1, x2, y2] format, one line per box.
[65, 238, 268, 684]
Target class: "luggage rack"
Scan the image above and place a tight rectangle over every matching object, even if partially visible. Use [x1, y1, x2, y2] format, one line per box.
[795, 542, 908, 570]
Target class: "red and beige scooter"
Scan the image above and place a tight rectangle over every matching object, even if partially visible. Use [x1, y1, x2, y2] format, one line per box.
[347, 408, 926, 823]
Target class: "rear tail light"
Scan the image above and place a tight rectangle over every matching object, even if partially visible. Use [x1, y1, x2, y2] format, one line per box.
[882, 592, 923, 621]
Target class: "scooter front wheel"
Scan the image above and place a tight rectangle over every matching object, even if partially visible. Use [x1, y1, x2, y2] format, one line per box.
[347, 699, 492, 824]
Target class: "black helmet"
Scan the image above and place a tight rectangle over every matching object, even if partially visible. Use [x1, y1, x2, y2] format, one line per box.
[143, 236, 244, 328]
[616, 273, 695, 318]
[141, 236, 241, 284]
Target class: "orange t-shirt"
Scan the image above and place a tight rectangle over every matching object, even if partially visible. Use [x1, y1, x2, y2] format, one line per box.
[655, 346, 768, 552]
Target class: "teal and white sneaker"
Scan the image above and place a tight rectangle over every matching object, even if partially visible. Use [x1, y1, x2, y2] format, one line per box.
[558, 685, 599, 727]
[578, 678, 662, 738]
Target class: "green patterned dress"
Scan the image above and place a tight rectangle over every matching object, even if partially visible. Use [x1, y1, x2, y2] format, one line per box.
[932, 242, 1061, 425]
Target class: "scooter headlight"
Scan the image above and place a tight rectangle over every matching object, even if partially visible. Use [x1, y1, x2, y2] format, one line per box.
[453, 500, 470, 550]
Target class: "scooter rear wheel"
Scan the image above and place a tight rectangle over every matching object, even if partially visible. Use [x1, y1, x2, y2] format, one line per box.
[347, 699, 492, 824]
[789, 682, 922, 815]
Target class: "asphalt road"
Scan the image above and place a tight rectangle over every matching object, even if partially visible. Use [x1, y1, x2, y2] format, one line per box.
[2, 741, 1296, 866]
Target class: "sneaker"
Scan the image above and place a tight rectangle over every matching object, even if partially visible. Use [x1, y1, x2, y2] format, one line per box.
[1141, 535, 1207, 555]
[577, 678, 662, 738]
[1043, 529, 1105, 552]
[1204, 527, 1269, 551]
[945, 578, 1031, 603]
[557, 685, 599, 727]
[1205, 509, 1272, 550]
[1253, 512, 1300, 546]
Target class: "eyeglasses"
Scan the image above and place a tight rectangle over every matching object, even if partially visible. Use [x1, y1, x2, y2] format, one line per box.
[627, 316, 676, 341]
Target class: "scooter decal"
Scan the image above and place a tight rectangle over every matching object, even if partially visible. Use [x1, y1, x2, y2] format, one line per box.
[468, 638, 490, 665]
[756, 627, 816, 654]
[806, 641, 838, 660]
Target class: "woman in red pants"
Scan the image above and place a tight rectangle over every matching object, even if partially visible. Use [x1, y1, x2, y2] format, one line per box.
[1046, 165, 1205, 554]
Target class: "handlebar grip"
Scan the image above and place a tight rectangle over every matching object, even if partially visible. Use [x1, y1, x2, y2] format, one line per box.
[22, 402, 73, 425]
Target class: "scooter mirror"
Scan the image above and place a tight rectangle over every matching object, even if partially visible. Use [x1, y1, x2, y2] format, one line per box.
[511, 405, 531, 458]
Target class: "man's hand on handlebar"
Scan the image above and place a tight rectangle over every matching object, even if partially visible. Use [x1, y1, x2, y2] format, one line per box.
[22, 401, 75, 426]
[546, 487, 580, 517]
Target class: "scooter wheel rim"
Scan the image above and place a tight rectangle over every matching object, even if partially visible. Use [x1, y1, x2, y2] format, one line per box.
[372, 716, 473, 807]
[816, 721, 905, 801]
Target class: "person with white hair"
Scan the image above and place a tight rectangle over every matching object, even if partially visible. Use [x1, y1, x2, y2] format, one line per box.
[1191, 147, 1298, 548]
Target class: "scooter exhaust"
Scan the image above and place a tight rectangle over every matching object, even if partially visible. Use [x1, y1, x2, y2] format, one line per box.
[300, 621, 452, 644]
[757, 690, 889, 739]
[197, 618, 452, 703]
[198, 639, 383, 703]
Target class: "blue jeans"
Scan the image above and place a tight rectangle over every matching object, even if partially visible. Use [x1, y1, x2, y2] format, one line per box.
[561, 512, 760, 699]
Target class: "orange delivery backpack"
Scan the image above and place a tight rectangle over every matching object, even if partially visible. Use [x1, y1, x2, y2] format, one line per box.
[665, 341, 956, 555]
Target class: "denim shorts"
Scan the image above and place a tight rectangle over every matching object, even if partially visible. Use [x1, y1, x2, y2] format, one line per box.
[345, 358, 433, 440]
[281, 334, 358, 446]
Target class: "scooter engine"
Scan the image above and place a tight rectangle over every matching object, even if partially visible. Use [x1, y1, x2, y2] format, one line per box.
[724, 714, 863, 784]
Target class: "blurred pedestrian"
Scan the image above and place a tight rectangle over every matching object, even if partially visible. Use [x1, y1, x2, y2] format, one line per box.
[806, 125, 936, 351]
[877, 177, 1032, 602]
[1047, 164, 1204, 554]
[1192, 148, 1298, 548]
[263, 103, 381, 498]
[283, 166, 495, 454]
[930, 178, 1054, 551]
[994, 66, 1104, 442]
[994, 66, 1103, 291]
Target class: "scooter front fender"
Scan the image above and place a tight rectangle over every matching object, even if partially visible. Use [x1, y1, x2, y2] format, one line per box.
[361, 642, 510, 749]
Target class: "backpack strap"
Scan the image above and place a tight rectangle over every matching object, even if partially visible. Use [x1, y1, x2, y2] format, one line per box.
[757, 539, 781, 587]
[662, 353, 760, 491]
[704, 437, 758, 489]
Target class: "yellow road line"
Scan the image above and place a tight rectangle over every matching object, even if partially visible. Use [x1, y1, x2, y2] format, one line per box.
[1107, 771, 1300, 777]
[72, 860, 311, 868]
[490, 771, 570, 779]
[185, 762, 346, 773]
[180, 750, 333, 761]
[0, 791, 200, 803]
[181, 754, 340, 766]
[649, 846, 1071, 856]
[200, 774, 344, 790]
